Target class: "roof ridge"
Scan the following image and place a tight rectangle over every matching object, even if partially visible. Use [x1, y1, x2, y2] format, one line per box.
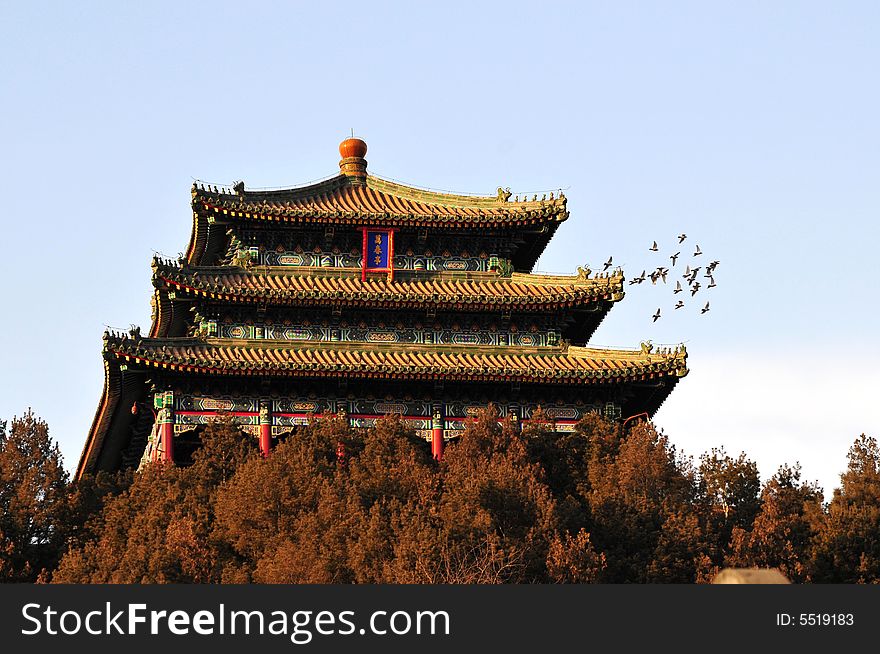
[365, 174, 566, 209]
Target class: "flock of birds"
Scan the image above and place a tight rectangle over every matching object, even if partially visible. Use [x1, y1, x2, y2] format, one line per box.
[600, 233, 719, 323]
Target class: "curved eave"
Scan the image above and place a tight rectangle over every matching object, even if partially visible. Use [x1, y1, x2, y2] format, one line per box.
[151, 264, 625, 314]
[105, 337, 688, 387]
[191, 177, 569, 230]
[77, 358, 121, 480]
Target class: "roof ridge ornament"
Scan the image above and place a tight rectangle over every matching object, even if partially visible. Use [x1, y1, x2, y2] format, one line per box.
[339, 137, 368, 184]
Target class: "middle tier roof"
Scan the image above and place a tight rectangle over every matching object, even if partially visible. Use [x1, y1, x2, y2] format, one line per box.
[152, 260, 625, 312]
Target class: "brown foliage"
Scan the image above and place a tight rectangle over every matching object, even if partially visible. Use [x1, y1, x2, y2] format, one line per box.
[29, 404, 879, 585]
[811, 435, 880, 582]
[53, 418, 255, 583]
[0, 411, 71, 582]
[725, 464, 823, 582]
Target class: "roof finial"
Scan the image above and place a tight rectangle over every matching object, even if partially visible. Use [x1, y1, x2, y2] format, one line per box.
[339, 135, 368, 183]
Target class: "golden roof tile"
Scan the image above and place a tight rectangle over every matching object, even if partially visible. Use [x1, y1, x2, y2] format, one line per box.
[104, 334, 688, 385]
[152, 261, 624, 311]
[191, 174, 568, 228]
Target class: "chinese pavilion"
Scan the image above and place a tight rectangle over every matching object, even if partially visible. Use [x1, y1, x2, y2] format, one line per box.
[77, 138, 688, 477]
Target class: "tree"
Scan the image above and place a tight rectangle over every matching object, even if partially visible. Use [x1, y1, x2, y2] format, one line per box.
[726, 464, 823, 583]
[0, 411, 71, 582]
[438, 408, 558, 581]
[812, 434, 880, 583]
[54, 418, 255, 583]
[696, 448, 761, 567]
[546, 529, 605, 583]
[584, 420, 701, 582]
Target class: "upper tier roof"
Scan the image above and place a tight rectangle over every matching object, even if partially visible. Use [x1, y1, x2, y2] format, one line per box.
[192, 174, 568, 229]
[151, 260, 624, 312]
[185, 139, 569, 271]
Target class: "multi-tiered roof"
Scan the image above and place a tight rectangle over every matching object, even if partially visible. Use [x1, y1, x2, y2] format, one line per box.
[78, 138, 687, 478]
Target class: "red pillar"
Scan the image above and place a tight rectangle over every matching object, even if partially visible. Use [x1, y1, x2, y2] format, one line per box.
[259, 404, 272, 458]
[431, 411, 444, 461]
[158, 407, 174, 463]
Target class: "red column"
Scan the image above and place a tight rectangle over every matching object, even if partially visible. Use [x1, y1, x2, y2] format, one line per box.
[158, 407, 174, 463]
[259, 404, 272, 458]
[431, 411, 444, 461]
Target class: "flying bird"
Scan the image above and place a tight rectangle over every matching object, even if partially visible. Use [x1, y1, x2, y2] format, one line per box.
[674, 280, 683, 294]
[683, 265, 691, 277]
[674, 300, 684, 310]
[603, 256, 613, 271]
[693, 244, 702, 256]
[670, 252, 680, 266]
[650, 270, 660, 285]
[701, 301, 710, 314]
[649, 241, 659, 252]
[707, 276, 717, 288]
[691, 282, 701, 296]
[652, 308, 661, 322]
[678, 233, 687, 243]
[659, 267, 669, 283]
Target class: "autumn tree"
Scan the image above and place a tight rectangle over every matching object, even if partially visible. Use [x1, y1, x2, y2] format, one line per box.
[583, 420, 703, 582]
[213, 412, 355, 583]
[546, 528, 605, 583]
[811, 434, 880, 583]
[434, 408, 560, 582]
[695, 448, 761, 569]
[0, 411, 71, 582]
[53, 417, 255, 583]
[726, 464, 823, 582]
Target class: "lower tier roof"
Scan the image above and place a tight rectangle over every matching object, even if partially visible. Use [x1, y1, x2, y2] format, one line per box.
[80, 335, 688, 478]
[104, 333, 688, 385]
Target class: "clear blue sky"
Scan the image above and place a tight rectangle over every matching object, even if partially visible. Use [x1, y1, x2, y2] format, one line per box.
[1, 1, 877, 495]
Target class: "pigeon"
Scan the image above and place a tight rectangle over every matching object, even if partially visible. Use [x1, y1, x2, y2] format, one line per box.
[678, 233, 687, 243]
[670, 252, 680, 266]
[603, 256, 613, 271]
[649, 241, 659, 252]
[674, 300, 684, 310]
[701, 301, 710, 314]
[683, 265, 691, 277]
[650, 270, 660, 285]
[691, 282, 701, 296]
[674, 280, 683, 294]
[707, 276, 716, 289]
[659, 267, 669, 283]
[652, 308, 661, 322]
[708, 260, 720, 270]
[693, 244, 702, 256]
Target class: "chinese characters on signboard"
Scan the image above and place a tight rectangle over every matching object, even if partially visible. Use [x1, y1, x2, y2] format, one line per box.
[361, 228, 395, 280]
